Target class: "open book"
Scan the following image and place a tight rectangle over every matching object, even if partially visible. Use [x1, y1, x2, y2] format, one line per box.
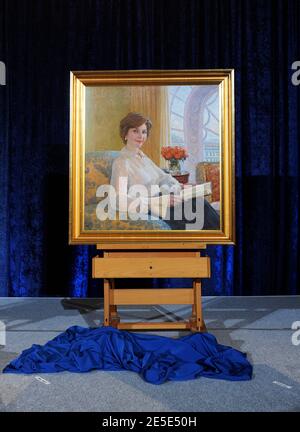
[149, 182, 212, 219]
[179, 182, 212, 201]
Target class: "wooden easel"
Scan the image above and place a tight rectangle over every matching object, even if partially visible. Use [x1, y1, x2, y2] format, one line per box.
[92, 242, 210, 332]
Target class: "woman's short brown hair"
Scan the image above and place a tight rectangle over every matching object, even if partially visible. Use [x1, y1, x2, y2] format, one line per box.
[119, 112, 152, 144]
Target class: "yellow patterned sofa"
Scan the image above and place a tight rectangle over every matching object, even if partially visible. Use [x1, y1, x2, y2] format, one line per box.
[84, 151, 171, 230]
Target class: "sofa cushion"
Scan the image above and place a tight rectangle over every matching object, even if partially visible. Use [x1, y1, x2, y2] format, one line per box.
[85, 151, 120, 205]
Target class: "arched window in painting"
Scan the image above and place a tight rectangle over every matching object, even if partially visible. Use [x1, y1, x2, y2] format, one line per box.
[168, 85, 220, 182]
[168, 86, 192, 146]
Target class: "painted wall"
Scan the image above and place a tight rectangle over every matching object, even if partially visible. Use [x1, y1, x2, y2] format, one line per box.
[85, 86, 131, 152]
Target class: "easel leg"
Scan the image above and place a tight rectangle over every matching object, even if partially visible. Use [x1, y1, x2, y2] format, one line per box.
[110, 279, 120, 327]
[191, 278, 207, 332]
[189, 303, 196, 329]
[103, 278, 110, 326]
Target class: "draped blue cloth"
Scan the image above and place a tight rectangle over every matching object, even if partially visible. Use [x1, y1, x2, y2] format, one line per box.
[3, 326, 252, 384]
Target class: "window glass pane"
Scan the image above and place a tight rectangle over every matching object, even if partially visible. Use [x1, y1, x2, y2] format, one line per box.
[171, 130, 184, 144]
[171, 113, 184, 130]
[205, 130, 219, 143]
[171, 97, 185, 115]
[168, 86, 177, 95]
[176, 86, 192, 100]
[207, 115, 219, 134]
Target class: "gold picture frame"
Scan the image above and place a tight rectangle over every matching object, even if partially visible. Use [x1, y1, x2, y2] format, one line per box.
[69, 69, 235, 245]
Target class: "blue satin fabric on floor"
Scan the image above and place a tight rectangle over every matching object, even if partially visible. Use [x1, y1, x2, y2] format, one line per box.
[3, 326, 252, 384]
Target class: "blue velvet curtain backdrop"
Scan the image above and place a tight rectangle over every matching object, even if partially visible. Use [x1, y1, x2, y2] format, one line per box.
[0, 0, 299, 297]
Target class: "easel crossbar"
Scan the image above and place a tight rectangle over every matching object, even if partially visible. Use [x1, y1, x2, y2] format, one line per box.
[110, 288, 194, 305]
[117, 322, 191, 330]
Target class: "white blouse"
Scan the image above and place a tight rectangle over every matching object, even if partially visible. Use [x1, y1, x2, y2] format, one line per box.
[110, 145, 182, 216]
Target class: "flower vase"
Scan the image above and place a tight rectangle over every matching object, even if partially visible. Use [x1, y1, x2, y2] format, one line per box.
[168, 158, 181, 174]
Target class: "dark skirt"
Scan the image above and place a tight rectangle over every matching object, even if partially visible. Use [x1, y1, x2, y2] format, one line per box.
[156, 196, 220, 230]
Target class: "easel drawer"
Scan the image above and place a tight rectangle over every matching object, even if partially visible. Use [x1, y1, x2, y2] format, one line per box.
[92, 256, 210, 278]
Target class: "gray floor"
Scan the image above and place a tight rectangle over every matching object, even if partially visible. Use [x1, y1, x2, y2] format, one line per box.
[0, 296, 300, 412]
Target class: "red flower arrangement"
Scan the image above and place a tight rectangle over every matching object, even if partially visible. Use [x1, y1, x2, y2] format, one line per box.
[161, 146, 188, 161]
[161, 146, 188, 173]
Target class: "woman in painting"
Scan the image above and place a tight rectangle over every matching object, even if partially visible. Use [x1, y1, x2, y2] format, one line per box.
[110, 112, 219, 230]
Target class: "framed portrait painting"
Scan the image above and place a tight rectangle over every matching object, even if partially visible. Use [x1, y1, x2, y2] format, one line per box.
[69, 69, 235, 245]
